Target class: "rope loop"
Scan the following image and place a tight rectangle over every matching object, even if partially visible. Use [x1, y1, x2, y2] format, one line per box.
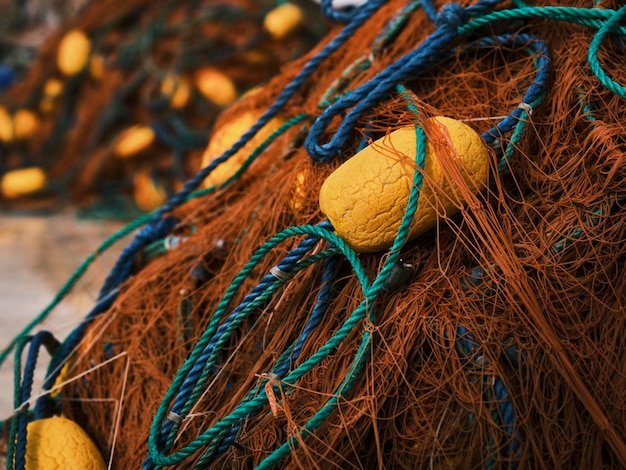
[320, 0, 358, 24]
[436, 3, 470, 29]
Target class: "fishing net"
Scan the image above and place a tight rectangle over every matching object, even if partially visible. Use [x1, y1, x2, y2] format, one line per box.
[0, 0, 326, 215]
[2, 0, 626, 468]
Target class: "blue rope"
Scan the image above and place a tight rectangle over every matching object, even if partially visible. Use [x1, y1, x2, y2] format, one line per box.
[10, 331, 59, 470]
[143, 223, 334, 469]
[205, 254, 340, 461]
[319, 0, 359, 24]
[305, 3, 548, 163]
[97, 216, 178, 300]
[34, 286, 120, 420]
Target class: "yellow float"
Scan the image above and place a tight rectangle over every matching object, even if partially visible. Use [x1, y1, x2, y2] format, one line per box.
[25, 416, 106, 470]
[201, 110, 284, 187]
[113, 125, 156, 158]
[264, 3, 304, 40]
[195, 67, 237, 107]
[57, 30, 91, 77]
[1, 168, 46, 199]
[161, 74, 191, 109]
[133, 171, 168, 211]
[319, 116, 490, 253]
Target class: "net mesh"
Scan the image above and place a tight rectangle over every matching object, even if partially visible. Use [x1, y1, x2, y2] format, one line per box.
[7, 0, 626, 468]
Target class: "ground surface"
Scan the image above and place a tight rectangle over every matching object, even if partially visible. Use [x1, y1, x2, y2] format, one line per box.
[0, 211, 125, 417]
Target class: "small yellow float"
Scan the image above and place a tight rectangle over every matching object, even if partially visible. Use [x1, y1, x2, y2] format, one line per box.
[57, 30, 91, 77]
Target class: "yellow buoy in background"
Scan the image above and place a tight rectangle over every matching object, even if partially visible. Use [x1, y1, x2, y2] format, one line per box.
[57, 30, 91, 76]
[161, 74, 191, 109]
[89, 55, 105, 80]
[264, 3, 304, 40]
[113, 125, 156, 159]
[1, 168, 47, 199]
[290, 169, 308, 212]
[195, 67, 237, 107]
[0, 108, 39, 142]
[319, 116, 490, 253]
[25, 416, 106, 470]
[13, 110, 39, 141]
[40, 79, 64, 113]
[0, 107, 13, 142]
[201, 110, 284, 187]
[133, 171, 168, 211]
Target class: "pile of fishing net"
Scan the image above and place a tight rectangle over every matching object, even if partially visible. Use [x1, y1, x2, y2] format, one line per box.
[0, 0, 325, 215]
[2, 0, 625, 468]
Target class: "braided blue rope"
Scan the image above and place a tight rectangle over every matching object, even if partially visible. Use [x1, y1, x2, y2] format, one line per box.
[305, 3, 549, 163]
[33, 286, 119, 420]
[143, 224, 336, 468]
[457, 316, 520, 468]
[10, 331, 59, 470]
[320, 0, 358, 24]
[205, 254, 340, 460]
[97, 216, 178, 300]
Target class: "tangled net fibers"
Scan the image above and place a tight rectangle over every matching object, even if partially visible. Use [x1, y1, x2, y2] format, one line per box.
[0, 0, 325, 214]
[3, 0, 626, 468]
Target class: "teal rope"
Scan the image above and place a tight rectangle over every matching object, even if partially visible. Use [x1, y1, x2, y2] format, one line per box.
[256, 122, 428, 469]
[587, 4, 626, 99]
[459, 7, 626, 36]
[147, 123, 427, 467]
[6, 336, 30, 470]
[459, 6, 626, 97]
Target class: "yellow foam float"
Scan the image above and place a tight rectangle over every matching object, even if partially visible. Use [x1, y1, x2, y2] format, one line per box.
[0, 108, 39, 143]
[57, 30, 91, 77]
[133, 171, 168, 211]
[319, 116, 490, 253]
[195, 67, 237, 107]
[201, 110, 284, 187]
[161, 74, 191, 109]
[1, 168, 47, 199]
[264, 3, 304, 40]
[25, 416, 106, 470]
[40, 79, 64, 113]
[113, 125, 156, 159]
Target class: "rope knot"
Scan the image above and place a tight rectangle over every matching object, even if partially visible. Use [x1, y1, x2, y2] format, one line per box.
[435, 3, 469, 30]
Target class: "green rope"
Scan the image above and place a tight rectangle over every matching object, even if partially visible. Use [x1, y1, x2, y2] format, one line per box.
[587, 4, 626, 99]
[459, 6, 626, 37]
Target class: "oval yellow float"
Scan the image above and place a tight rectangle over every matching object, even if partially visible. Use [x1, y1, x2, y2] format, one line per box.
[201, 111, 284, 187]
[26, 416, 106, 470]
[319, 116, 490, 253]
[0, 107, 13, 142]
[161, 74, 191, 109]
[57, 30, 91, 77]
[264, 3, 304, 40]
[133, 171, 168, 211]
[13, 109, 39, 140]
[1, 168, 46, 199]
[113, 125, 156, 159]
[195, 68, 237, 107]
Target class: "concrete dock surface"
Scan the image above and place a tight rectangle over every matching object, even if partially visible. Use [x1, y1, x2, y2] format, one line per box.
[0, 211, 125, 417]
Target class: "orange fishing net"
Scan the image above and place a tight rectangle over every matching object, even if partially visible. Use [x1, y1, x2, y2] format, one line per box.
[6, 0, 626, 468]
